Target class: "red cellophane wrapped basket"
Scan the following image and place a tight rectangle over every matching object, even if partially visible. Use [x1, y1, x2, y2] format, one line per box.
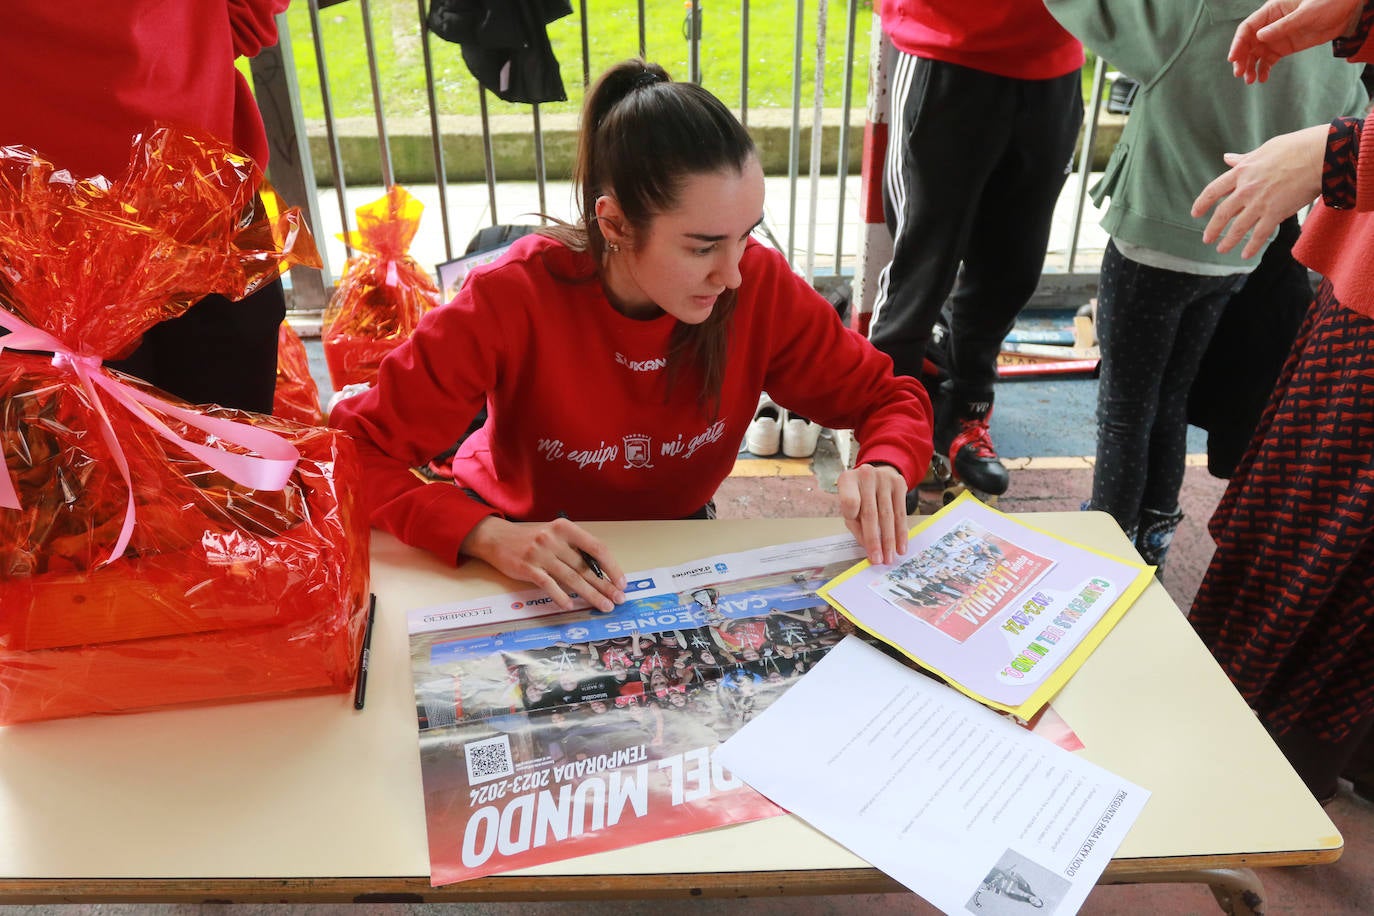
[321, 185, 441, 390]
[274, 320, 326, 426]
[0, 128, 371, 725]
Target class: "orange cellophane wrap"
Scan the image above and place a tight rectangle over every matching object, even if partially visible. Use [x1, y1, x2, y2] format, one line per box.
[0, 128, 371, 725]
[274, 321, 326, 426]
[321, 185, 441, 390]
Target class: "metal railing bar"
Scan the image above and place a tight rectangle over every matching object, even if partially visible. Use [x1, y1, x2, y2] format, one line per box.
[306, 0, 354, 266]
[478, 88, 499, 226]
[688, 0, 702, 84]
[740, 0, 750, 127]
[415, 0, 453, 260]
[358, 0, 395, 189]
[786, 0, 806, 263]
[533, 104, 548, 218]
[805, 0, 829, 283]
[638, 0, 647, 59]
[833, 0, 860, 276]
[1066, 56, 1107, 274]
[252, 14, 333, 309]
[580, 0, 591, 87]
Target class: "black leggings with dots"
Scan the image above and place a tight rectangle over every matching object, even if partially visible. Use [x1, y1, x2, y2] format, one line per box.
[1089, 241, 1244, 530]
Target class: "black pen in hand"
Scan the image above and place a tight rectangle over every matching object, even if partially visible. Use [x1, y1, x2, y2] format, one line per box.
[556, 511, 606, 579]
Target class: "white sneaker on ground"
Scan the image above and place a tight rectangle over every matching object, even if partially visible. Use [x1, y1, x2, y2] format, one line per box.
[745, 393, 785, 456]
[782, 413, 822, 458]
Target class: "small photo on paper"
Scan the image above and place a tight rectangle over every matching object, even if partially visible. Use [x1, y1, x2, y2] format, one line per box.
[965, 849, 1070, 915]
[868, 521, 1055, 644]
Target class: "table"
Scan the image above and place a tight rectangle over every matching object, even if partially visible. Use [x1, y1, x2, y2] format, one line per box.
[0, 513, 1341, 911]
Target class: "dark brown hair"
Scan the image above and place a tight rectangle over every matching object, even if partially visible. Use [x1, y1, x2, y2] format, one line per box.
[541, 59, 757, 413]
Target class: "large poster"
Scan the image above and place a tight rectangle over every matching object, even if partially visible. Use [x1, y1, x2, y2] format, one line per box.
[408, 535, 872, 885]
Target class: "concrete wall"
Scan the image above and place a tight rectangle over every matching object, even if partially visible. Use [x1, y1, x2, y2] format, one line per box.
[306, 110, 1127, 187]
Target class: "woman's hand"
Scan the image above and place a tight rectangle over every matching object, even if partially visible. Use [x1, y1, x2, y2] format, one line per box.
[837, 462, 909, 566]
[461, 515, 627, 613]
[1191, 124, 1327, 259]
[1229, 0, 1365, 83]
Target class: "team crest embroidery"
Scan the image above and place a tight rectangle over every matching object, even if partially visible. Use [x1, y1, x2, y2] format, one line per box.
[623, 434, 654, 469]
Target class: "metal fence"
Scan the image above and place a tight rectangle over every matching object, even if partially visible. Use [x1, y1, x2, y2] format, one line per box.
[252, 0, 1105, 317]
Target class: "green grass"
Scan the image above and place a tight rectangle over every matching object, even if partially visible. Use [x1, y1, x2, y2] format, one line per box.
[256, 0, 873, 120]
[248, 2, 1105, 122]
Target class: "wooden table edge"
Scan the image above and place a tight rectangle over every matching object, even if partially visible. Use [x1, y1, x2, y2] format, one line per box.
[0, 847, 1343, 904]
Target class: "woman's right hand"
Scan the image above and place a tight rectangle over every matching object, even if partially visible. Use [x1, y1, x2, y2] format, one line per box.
[461, 515, 627, 613]
[1229, 0, 1365, 83]
[1191, 124, 1327, 259]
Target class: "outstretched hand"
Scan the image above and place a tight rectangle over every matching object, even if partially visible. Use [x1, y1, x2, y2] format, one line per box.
[461, 515, 627, 613]
[1191, 124, 1327, 260]
[837, 462, 909, 566]
[1229, 0, 1364, 83]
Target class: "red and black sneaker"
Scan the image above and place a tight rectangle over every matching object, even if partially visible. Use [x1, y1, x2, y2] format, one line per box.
[934, 393, 1009, 498]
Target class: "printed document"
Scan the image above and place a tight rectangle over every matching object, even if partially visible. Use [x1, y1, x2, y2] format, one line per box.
[717, 636, 1148, 916]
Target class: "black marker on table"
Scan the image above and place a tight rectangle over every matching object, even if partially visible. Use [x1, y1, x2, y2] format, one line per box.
[556, 511, 606, 580]
[353, 593, 377, 711]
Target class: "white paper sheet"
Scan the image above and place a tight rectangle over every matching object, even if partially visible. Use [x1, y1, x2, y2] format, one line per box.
[716, 637, 1149, 915]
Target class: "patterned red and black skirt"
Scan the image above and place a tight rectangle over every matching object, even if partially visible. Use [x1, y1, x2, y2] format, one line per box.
[1189, 279, 1374, 743]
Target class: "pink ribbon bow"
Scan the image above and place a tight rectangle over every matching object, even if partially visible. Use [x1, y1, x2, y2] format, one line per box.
[0, 307, 302, 566]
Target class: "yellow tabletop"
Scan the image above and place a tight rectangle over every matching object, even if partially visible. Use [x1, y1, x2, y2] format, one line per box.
[0, 513, 1341, 902]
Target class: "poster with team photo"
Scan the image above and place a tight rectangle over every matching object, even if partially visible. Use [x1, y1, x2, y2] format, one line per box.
[867, 519, 1055, 644]
[407, 535, 873, 886]
[821, 492, 1154, 719]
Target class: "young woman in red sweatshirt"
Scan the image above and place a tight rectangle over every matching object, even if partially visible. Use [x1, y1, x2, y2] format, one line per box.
[332, 59, 934, 613]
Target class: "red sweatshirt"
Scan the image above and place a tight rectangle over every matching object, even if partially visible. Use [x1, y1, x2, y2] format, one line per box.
[1, 0, 287, 179]
[331, 234, 934, 564]
[880, 0, 1083, 81]
[1294, 31, 1374, 321]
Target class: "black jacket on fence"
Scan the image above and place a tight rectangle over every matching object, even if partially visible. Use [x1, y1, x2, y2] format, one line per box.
[427, 0, 571, 105]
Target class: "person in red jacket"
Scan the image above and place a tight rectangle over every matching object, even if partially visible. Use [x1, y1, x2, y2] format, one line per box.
[332, 59, 935, 614]
[867, 0, 1084, 504]
[1, 1, 291, 413]
[1189, 0, 1374, 803]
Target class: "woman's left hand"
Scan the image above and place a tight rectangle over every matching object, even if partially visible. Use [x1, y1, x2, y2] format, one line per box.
[837, 462, 909, 566]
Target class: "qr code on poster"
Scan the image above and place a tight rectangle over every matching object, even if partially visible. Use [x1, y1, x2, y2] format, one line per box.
[464, 734, 514, 785]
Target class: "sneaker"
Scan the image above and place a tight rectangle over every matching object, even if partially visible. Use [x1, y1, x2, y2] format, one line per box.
[935, 390, 1009, 497]
[782, 413, 822, 458]
[1135, 507, 1184, 572]
[745, 393, 784, 456]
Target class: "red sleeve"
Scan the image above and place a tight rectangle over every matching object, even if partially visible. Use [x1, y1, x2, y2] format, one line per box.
[1357, 116, 1374, 212]
[1333, 0, 1374, 61]
[1324, 117, 1362, 209]
[329, 275, 505, 564]
[227, 0, 289, 58]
